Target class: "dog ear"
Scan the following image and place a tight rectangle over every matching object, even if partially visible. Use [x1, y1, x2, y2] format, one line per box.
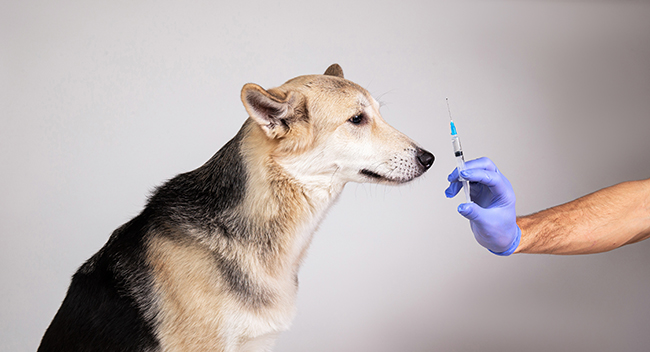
[324, 63, 344, 78]
[241, 83, 299, 139]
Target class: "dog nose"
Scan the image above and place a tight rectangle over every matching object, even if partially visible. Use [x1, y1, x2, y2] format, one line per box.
[416, 148, 435, 170]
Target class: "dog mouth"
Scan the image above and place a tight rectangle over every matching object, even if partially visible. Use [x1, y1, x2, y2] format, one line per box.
[359, 169, 414, 184]
[359, 148, 434, 184]
[360, 169, 385, 180]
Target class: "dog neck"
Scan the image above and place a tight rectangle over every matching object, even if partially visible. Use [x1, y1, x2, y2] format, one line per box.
[235, 121, 342, 273]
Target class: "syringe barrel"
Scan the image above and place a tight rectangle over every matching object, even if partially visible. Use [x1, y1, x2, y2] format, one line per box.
[455, 156, 468, 180]
[451, 135, 467, 180]
[451, 135, 463, 157]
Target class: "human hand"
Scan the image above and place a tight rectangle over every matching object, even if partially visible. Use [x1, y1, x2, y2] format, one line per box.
[445, 157, 521, 255]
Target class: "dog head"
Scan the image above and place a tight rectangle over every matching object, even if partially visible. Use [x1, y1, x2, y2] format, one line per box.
[241, 64, 434, 189]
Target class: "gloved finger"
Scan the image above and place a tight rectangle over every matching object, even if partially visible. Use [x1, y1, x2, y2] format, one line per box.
[447, 167, 460, 182]
[445, 181, 463, 198]
[457, 202, 487, 221]
[459, 169, 511, 200]
[459, 169, 501, 187]
[463, 157, 498, 173]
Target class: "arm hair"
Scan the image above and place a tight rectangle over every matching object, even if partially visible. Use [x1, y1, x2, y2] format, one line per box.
[515, 178, 650, 255]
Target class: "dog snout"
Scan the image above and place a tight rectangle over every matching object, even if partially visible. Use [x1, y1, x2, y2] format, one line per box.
[416, 148, 435, 170]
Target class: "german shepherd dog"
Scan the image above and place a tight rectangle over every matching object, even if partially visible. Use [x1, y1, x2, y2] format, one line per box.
[38, 64, 434, 352]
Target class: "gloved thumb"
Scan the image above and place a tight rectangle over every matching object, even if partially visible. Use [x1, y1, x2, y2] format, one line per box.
[457, 202, 486, 221]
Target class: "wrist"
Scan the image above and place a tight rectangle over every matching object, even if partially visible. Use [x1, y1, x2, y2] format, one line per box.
[488, 226, 521, 256]
[512, 215, 534, 254]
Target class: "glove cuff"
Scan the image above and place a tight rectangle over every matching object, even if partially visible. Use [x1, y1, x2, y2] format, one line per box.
[488, 226, 521, 256]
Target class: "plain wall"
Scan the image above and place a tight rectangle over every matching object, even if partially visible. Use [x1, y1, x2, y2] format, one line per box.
[2, 1, 650, 351]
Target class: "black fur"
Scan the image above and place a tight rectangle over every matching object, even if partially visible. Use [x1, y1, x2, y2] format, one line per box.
[146, 126, 247, 233]
[38, 213, 159, 352]
[214, 254, 274, 309]
[38, 123, 254, 351]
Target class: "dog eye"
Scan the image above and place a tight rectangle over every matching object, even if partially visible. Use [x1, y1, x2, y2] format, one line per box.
[348, 113, 364, 125]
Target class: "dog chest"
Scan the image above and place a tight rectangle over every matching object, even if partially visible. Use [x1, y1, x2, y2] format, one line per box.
[146, 235, 297, 351]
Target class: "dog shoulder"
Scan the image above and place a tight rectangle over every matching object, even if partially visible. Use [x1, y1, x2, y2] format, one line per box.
[38, 215, 160, 352]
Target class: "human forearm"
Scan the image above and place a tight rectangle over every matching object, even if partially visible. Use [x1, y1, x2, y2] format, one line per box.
[515, 179, 650, 255]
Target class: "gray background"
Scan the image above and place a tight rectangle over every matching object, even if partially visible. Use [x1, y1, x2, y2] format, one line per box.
[2, 1, 650, 351]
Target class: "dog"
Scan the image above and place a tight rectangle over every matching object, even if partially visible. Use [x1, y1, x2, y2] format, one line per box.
[38, 64, 434, 352]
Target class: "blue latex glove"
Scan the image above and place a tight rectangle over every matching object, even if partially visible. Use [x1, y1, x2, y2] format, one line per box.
[445, 157, 521, 256]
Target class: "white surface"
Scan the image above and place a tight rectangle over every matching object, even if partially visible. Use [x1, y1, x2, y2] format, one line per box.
[2, 1, 650, 351]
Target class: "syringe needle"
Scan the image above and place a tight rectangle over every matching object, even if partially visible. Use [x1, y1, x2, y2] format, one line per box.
[446, 97, 452, 122]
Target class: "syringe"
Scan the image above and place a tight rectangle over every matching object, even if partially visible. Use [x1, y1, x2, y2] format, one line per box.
[446, 98, 471, 203]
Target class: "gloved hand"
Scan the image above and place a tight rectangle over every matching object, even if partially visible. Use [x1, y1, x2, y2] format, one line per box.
[445, 157, 521, 256]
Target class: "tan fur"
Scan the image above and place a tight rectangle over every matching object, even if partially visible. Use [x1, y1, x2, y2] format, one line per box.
[147, 123, 319, 351]
[145, 65, 431, 351]
[147, 234, 296, 352]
